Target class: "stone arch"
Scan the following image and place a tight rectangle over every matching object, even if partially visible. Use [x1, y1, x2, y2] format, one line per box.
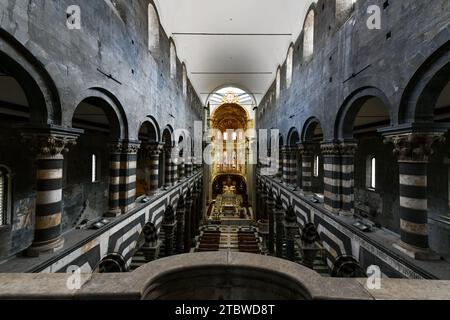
[138, 119, 159, 142]
[287, 127, 300, 146]
[301, 117, 322, 143]
[139, 115, 160, 142]
[399, 40, 450, 123]
[335, 87, 393, 140]
[0, 29, 61, 124]
[163, 205, 175, 225]
[95, 253, 127, 273]
[71, 87, 129, 140]
[162, 125, 175, 146]
[331, 255, 366, 278]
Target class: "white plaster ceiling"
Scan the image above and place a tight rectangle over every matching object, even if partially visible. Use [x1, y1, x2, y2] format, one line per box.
[153, 0, 316, 105]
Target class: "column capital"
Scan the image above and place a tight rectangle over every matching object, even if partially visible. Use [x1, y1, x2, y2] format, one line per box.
[320, 141, 358, 156]
[297, 142, 316, 155]
[108, 140, 141, 154]
[320, 142, 341, 155]
[22, 126, 81, 159]
[384, 132, 445, 162]
[143, 141, 164, 156]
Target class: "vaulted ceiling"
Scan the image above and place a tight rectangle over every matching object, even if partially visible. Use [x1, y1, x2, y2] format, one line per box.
[153, 0, 316, 105]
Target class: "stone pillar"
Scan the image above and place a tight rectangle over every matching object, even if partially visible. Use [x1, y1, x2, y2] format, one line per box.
[176, 197, 186, 254]
[184, 191, 193, 252]
[23, 131, 78, 256]
[281, 146, 290, 184]
[284, 206, 298, 262]
[141, 141, 164, 195]
[267, 190, 275, 255]
[119, 141, 140, 213]
[321, 143, 342, 214]
[107, 142, 122, 217]
[145, 142, 164, 195]
[141, 223, 160, 261]
[178, 157, 185, 181]
[384, 132, 445, 260]
[340, 143, 357, 216]
[275, 197, 285, 258]
[299, 143, 315, 194]
[164, 146, 173, 187]
[171, 146, 179, 184]
[185, 156, 192, 177]
[162, 206, 176, 257]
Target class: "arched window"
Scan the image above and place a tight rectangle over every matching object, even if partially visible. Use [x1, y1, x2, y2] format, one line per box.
[0, 166, 11, 226]
[303, 10, 315, 60]
[91, 154, 99, 183]
[286, 46, 294, 88]
[366, 156, 376, 190]
[276, 68, 281, 100]
[148, 3, 160, 52]
[170, 41, 177, 79]
[313, 155, 320, 177]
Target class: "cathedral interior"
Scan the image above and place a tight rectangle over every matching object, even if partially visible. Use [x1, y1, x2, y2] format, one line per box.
[0, 0, 450, 301]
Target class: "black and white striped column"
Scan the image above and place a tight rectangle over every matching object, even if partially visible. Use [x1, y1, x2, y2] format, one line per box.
[299, 143, 315, 194]
[176, 197, 186, 254]
[171, 146, 179, 184]
[162, 206, 176, 257]
[281, 146, 297, 185]
[24, 133, 78, 256]
[119, 142, 140, 213]
[145, 142, 164, 195]
[340, 143, 357, 216]
[321, 143, 342, 214]
[184, 190, 193, 252]
[185, 156, 192, 177]
[178, 157, 185, 181]
[385, 132, 445, 260]
[164, 146, 173, 187]
[275, 197, 285, 258]
[107, 143, 122, 217]
[267, 190, 275, 255]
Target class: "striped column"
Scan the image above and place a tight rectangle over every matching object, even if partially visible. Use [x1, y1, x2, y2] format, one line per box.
[281, 146, 297, 185]
[185, 156, 192, 177]
[276, 149, 283, 179]
[119, 142, 140, 213]
[385, 132, 445, 260]
[299, 143, 315, 194]
[145, 142, 164, 195]
[178, 158, 185, 181]
[184, 191, 193, 252]
[164, 147, 173, 187]
[267, 190, 275, 255]
[107, 143, 122, 217]
[25, 133, 78, 256]
[340, 143, 357, 216]
[171, 146, 179, 184]
[275, 197, 285, 258]
[321, 143, 342, 214]
[162, 206, 176, 257]
[284, 206, 298, 262]
[176, 197, 186, 254]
